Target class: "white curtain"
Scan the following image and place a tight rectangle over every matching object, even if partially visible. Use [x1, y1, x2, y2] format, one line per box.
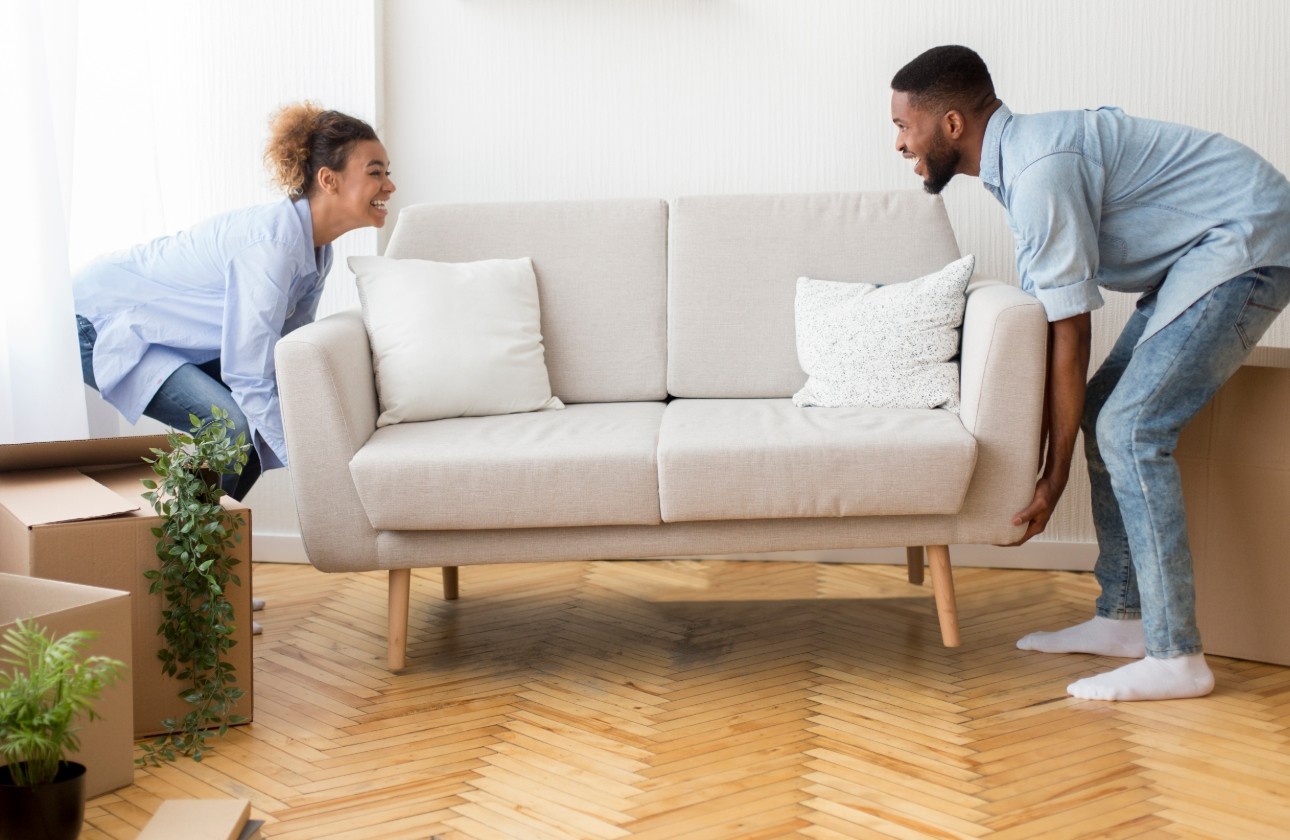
[1, 1, 378, 448]
[2, 0, 377, 547]
[0, 0, 89, 443]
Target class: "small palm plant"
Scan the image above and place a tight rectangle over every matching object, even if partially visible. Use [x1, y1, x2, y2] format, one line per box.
[0, 619, 126, 787]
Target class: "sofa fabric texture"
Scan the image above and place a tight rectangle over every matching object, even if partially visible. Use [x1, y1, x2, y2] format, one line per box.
[277, 191, 1047, 575]
[656, 399, 977, 522]
[384, 199, 668, 405]
[350, 402, 664, 530]
[666, 191, 964, 398]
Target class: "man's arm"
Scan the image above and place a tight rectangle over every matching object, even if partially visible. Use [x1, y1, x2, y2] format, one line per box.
[1008, 312, 1092, 545]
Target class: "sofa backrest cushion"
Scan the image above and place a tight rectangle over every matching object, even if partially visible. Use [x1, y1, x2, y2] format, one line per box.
[384, 199, 669, 403]
[667, 191, 963, 398]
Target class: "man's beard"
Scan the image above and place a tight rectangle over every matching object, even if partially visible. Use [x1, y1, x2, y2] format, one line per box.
[922, 129, 961, 195]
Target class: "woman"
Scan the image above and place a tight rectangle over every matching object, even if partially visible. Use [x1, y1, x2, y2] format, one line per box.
[75, 103, 395, 500]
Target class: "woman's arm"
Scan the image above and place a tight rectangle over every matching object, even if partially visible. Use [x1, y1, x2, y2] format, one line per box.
[219, 243, 298, 469]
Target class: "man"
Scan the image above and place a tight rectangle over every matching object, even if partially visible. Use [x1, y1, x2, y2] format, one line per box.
[890, 45, 1290, 701]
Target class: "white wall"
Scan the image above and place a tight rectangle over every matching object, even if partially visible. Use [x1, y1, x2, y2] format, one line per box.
[380, 0, 1290, 554]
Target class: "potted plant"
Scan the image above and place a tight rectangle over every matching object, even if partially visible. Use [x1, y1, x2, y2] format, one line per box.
[0, 619, 125, 840]
[136, 407, 250, 766]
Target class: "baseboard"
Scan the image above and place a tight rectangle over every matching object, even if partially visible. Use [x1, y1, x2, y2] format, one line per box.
[249, 532, 311, 565]
[251, 529, 1097, 572]
[684, 542, 1097, 572]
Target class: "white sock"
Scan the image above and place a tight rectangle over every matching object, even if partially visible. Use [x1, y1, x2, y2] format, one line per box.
[1067, 654, 1214, 701]
[1016, 616, 1146, 658]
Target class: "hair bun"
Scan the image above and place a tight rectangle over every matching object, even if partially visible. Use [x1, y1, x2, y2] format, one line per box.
[263, 102, 379, 199]
[265, 102, 325, 197]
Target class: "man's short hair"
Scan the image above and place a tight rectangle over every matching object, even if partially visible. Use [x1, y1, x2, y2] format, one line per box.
[891, 45, 996, 116]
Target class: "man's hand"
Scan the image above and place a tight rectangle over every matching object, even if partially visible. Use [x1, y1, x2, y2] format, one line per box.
[1007, 475, 1065, 546]
[1002, 312, 1091, 547]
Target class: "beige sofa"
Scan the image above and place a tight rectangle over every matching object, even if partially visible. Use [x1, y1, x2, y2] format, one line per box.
[276, 191, 1048, 669]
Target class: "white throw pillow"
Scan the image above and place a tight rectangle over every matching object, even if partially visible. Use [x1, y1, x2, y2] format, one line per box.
[350, 255, 564, 427]
[792, 254, 974, 411]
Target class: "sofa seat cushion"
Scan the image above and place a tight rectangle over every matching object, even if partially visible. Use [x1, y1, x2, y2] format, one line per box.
[657, 398, 977, 523]
[350, 402, 665, 530]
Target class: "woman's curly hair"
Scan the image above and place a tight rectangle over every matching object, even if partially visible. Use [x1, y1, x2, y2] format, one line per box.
[264, 102, 378, 198]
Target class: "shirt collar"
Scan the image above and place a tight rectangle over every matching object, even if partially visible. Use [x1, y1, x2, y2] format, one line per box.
[978, 102, 1013, 190]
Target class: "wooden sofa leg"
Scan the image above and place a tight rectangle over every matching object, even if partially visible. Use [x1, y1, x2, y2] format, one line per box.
[389, 568, 411, 671]
[927, 545, 961, 647]
[442, 566, 459, 601]
[905, 546, 925, 586]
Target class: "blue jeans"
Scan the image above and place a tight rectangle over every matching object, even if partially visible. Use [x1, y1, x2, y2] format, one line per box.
[77, 315, 261, 500]
[1084, 267, 1290, 657]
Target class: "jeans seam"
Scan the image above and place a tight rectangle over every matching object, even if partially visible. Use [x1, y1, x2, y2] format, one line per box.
[1235, 279, 1259, 350]
[1150, 644, 1204, 658]
[1119, 287, 1223, 653]
[1089, 308, 1146, 620]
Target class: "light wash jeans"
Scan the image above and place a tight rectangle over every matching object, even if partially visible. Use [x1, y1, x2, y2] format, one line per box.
[1084, 266, 1290, 657]
[77, 315, 261, 501]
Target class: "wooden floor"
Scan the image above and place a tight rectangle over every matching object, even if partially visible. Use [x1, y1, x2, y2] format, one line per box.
[83, 559, 1290, 840]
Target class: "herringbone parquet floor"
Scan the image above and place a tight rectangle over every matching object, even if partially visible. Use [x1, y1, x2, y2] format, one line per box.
[83, 559, 1290, 839]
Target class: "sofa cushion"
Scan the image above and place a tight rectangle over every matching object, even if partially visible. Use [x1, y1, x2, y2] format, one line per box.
[350, 255, 564, 427]
[793, 254, 974, 412]
[350, 402, 665, 530]
[384, 199, 668, 404]
[668, 191, 963, 398]
[657, 399, 977, 523]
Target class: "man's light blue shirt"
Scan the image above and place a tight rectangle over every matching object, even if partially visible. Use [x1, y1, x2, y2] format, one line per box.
[980, 103, 1290, 342]
[73, 197, 333, 470]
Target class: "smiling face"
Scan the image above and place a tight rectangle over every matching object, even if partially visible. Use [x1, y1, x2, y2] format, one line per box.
[324, 139, 396, 230]
[891, 90, 962, 195]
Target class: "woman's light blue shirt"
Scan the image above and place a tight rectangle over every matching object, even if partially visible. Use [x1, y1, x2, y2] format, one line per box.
[980, 104, 1290, 343]
[73, 197, 333, 470]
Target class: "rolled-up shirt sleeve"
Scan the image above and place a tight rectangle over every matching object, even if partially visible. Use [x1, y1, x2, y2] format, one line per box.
[1009, 152, 1106, 321]
[220, 241, 297, 469]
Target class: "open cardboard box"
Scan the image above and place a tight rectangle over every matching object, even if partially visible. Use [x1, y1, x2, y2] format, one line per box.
[0, 573, 134, 797]
[1179, 350, 1290, 667]
[0, 435, 253, 737]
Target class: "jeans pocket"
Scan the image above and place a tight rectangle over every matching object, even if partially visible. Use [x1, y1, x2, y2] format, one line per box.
[76, 315, 98, 388]
[1235, 269, 1290, 350]
[76, 315, 96, 343]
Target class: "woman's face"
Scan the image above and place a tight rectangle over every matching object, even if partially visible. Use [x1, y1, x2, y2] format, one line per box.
[328, 139, 396, 229]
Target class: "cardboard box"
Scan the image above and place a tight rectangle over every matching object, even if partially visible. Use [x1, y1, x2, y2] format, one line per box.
[0, 573, 134, 797]
[138, 798, 258, 840]
[1178, 356, 1290, 666]
[0, 436, 253, 737]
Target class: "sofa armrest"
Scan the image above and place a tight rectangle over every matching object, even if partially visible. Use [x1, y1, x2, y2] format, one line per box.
[275, 309, 380, 572]
[954, 281, 1049, 542]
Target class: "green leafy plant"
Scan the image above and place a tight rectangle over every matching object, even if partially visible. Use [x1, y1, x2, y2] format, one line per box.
[136, 407, 250, 766]
[0, 620, 126, 787]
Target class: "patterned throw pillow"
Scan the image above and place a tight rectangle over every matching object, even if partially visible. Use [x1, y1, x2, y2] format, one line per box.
[792, 254, 975, 411]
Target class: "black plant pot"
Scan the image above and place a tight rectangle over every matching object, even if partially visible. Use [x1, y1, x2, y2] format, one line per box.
[0, 761, 87, 840]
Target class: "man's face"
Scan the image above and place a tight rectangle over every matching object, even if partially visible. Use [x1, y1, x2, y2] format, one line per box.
[891, 90, 961, 195]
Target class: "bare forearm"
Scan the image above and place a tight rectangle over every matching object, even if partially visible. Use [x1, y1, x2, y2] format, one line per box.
[1008, 313, 1092, 544]
[1043, 313, 1092, 489]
